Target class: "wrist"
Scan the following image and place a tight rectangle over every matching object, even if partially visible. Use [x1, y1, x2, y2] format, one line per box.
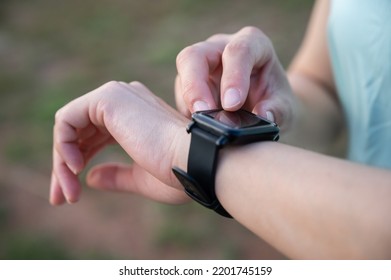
[215, 141, 276, 219]
[172, 109, 279, 218]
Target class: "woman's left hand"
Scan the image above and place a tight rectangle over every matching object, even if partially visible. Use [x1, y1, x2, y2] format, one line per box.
[50, 81, 190, 205]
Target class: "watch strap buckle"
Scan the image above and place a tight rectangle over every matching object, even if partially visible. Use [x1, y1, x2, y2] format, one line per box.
[172, 167, 232, 218]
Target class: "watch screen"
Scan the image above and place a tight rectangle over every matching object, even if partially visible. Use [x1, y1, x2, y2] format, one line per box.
[204, 109, 269, 128]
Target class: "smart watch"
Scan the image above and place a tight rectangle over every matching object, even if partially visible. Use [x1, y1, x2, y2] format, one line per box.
[172, 109, 280, 218]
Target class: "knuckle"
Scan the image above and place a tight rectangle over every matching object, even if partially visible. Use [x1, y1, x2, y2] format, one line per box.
[54, 108, 64, 124]
[239, 26, 272, 49]
[206, 33, 227, 42]
[101, 80, 124, 92]
[224, 39, 252, 55]
[94, 81, 126, 116]
[128, 81, 142, 87]
[240, 26, 263, 36]
[224, 27, 275, 66]
[128, 81, 148, 92]
[99, 80, 133, 100]
[101, 80, 148, 96]
[176, 44, 202, 68]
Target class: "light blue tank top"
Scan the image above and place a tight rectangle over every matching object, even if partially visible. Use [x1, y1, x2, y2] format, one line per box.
[328, 0, 391, 169]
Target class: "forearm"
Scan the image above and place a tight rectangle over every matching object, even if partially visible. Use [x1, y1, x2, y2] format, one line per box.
[215, 142, 391, 259]
[280, 0, 345, 154]
[283, 72, 345, 155]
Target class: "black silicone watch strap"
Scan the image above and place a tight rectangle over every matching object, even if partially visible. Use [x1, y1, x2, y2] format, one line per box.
[172, 125, 232, 218]
[187, 127, 231, 217]
[187, 127, 219, 195]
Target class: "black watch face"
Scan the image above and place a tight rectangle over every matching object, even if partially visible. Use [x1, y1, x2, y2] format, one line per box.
[203, 109, 270, 128]
[191, 109, 279, 144]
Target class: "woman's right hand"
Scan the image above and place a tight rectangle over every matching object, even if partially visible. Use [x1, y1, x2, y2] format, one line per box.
[175, 26, 296, 131]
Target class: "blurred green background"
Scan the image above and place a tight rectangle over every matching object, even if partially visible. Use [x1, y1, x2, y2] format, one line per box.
[0, 0, 313, 259]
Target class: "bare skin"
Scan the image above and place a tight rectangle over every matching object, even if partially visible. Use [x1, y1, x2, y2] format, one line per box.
[51, 0, 391, 258]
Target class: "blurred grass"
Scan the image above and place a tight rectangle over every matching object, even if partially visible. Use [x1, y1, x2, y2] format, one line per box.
[152, 203, 257, 259]
[1, 235, 72, 260]
[0, 0, 312, 259]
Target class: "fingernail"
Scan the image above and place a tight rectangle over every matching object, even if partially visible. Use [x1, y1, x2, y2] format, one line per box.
[193, 100, 210, 112]
[266, 111, 275, 123]
[223, 88, 241, 109]
[67, 163, 79, 175]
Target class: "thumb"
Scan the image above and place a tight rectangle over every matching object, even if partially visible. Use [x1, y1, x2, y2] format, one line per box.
[86, 163, 189, 204]
[87, 163, 131, 191]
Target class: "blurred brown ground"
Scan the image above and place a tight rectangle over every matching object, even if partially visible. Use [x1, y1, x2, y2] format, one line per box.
[0, 0, 313, 259]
